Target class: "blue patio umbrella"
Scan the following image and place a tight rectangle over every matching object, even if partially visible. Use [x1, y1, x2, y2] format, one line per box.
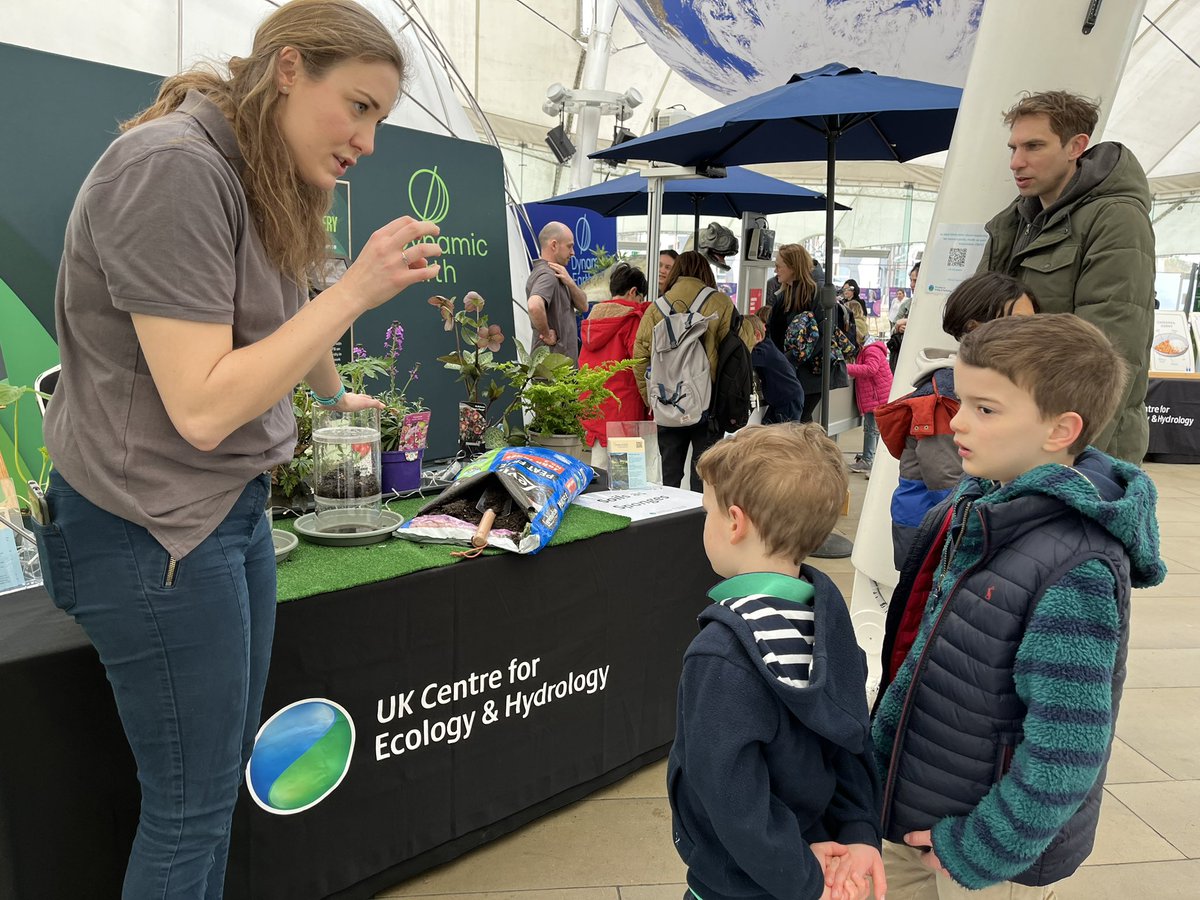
[591, 64, 962, 433]
[535, 166, 849, 241]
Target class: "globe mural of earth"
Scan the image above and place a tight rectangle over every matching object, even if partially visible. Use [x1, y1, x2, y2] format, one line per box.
[616, 0, 983, 102]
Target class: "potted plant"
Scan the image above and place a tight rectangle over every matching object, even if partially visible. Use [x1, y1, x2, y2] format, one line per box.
[495, 344, 632, 461]
[271, 385, 315, 512]
[0, 382, 53, 505]
[0, 382, 52, 586]
[428, 292, 507, 456]
[338, 322, 429, 494]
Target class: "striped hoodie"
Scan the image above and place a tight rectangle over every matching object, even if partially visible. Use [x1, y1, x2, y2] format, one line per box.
[668, 567, 881, 900]
[872, 448, 1166, 888]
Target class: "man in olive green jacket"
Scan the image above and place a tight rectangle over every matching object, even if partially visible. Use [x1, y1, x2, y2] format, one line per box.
[978, 91, 1154, 463]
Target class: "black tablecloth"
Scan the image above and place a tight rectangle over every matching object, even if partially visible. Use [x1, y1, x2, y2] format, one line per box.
[1145, 376, 1200, 464]
[0, 509, 710, 900]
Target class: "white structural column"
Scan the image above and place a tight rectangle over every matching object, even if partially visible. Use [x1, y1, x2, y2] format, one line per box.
[570, 0, 618, 191]
[849, 0, 1149, 692]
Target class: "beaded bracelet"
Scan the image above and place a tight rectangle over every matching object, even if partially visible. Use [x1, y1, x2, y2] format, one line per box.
[310, 384, 346, 407]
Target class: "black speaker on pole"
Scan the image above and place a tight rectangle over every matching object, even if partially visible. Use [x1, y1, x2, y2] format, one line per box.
[605, 126, 638, 165]
[544, 124, 576, 164]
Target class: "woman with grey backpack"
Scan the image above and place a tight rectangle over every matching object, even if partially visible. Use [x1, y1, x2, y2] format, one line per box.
[632, 251, 739, 491]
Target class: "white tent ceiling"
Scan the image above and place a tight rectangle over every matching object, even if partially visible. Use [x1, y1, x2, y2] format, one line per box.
[8, 0, 1198, 188]
[410, 0, 1200, 193]
[5, 0, 1199, 256]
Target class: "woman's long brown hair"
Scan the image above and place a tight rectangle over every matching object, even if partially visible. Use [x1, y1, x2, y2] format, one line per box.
[122, 0, 405, 283]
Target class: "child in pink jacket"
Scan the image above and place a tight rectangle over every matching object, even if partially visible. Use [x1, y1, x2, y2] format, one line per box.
[846, 339, 892, 474]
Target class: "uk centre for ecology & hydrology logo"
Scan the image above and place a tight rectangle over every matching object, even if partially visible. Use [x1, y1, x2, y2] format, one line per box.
[247, 699, 355, 815]
[408, 165, 451, 224]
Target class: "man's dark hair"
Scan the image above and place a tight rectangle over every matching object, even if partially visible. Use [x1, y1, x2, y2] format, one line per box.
[1003, 91, 1101, 144]
[608, 261, 647, 298]
[942, 272, 1040, 341]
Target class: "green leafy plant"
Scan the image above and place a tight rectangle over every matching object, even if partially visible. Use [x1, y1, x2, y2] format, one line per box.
[484, 343, 572, 447]
[491, 343, 633, 442]
[0, 383, 53, 505]
[589, 244, 625, 273]
[428, 292, 507, 409]
[271, 386, 314, 504]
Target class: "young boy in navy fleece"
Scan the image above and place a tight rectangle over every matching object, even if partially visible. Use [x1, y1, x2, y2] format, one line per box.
[669, 423, 885, 900]
[873, 315, 1166, 898]
[748, 311, 806, 423]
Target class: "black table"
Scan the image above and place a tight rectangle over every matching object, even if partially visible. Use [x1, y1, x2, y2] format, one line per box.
[0, 509, 710, 899]
[1145, 375, 1200, 464]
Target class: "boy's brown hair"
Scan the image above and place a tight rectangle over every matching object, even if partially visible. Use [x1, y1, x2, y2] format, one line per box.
[697, 423, 847, 564]
[1002, 90, 1100, 145]
[957, 314, 1129, 455]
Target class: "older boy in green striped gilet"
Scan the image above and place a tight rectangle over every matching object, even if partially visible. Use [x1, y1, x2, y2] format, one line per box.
[872, 314, 1166, 899]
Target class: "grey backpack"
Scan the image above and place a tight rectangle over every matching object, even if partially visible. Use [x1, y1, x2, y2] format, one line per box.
[647, 287, 717, 427]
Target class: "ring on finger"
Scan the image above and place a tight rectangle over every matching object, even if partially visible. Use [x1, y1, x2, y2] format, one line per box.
[401, 250, 410, 266]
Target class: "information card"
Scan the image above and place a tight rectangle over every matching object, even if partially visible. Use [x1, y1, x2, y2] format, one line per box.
[0, 524, 25, 594]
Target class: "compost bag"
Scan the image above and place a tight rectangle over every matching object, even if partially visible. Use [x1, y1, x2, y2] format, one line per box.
[396, 446, 593, 554]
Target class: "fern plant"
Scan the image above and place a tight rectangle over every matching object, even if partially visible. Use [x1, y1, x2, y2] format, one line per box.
[517, 354, 634, 441]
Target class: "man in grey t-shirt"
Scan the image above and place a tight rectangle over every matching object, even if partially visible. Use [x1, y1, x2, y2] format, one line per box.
[526, 221, 588, 363]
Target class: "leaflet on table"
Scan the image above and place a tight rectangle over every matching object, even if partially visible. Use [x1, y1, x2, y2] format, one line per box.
[1151, 310, 1194, 374]
[572, 486, 703, 521]
[0, 524, 27, 595]
[606, 436, 647, 490]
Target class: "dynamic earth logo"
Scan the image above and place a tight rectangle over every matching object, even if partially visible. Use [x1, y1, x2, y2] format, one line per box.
[408, 166, 451, 224]
[403, 163, 490, 284]
[575, 215, 592, 253]
[247, 699, 355, 815]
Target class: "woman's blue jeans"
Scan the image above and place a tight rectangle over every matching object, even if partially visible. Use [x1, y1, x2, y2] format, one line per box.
[33, 471, 276, 899]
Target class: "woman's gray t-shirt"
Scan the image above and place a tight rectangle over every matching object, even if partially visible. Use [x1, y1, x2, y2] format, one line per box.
[44, 91, 305, 558]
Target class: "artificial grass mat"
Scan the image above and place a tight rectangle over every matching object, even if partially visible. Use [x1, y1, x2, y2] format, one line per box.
[272, 497, 631, 603]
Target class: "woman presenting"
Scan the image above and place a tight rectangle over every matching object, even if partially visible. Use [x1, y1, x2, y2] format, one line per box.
[34, 1, 439, 895]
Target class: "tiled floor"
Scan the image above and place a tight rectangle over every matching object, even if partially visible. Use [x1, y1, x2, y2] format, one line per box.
[378, 453, 1200, 899]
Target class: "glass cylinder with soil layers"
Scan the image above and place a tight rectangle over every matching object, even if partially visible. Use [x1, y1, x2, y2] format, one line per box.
[311, 406, 383, 530]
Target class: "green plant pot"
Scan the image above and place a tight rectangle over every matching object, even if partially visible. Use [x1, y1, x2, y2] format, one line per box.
[526, 430, 585, 462]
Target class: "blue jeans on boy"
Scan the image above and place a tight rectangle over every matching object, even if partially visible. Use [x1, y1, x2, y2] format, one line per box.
[862, 411, 879, 465]
[33, 471, 276, 899]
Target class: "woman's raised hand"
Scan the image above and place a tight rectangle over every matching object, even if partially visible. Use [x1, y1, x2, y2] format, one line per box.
[339, 216, 443, 311]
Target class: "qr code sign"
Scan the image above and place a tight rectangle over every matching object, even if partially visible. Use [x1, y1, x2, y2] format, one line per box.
[946, 247, 968, 268]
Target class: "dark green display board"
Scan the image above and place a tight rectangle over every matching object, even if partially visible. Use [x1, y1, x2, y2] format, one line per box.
[0, 42, 512, 466]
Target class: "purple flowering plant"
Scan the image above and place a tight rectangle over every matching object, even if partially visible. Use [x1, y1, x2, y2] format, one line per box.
[336, 320, 427, 452]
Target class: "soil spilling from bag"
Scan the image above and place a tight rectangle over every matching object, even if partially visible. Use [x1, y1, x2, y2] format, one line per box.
[437, 496, 529, 533]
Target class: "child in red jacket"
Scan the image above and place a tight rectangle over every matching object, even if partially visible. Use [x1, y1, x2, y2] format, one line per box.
[846, 339, 892, 475]
[874, 272, 1039, 568]
[579, 262, 650, 448]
